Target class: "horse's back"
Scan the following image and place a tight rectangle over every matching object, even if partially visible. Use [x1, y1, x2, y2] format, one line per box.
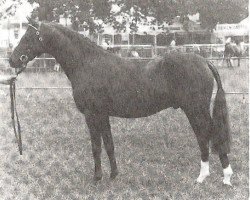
[109, 52, 214, 115]
[225, 43, 243, 57]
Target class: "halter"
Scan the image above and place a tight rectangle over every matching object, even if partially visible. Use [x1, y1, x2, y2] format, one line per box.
[9, 77, 22, 155]
[6, 23, 44, 155]
[15, 23, 43, 72]
[28, 23, 43, 42]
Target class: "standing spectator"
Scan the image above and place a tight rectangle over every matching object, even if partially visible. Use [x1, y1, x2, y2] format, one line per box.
[170, 39, 176, 47]
[225, 37, 231, 45]
[169, 38, 177, 53]
[7, 43, 13, 58]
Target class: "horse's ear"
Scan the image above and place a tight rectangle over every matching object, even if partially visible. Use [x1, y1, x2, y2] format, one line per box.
[26, 17, 39, 28]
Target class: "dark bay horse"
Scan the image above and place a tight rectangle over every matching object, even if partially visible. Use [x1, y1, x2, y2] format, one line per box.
[9, 20, 233, 186]
[224, 42, 244, 67]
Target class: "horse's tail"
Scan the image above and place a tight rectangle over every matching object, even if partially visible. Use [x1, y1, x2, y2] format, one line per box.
[207, 61, 231, 154]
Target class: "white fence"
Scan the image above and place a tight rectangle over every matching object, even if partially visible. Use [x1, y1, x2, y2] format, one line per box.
[111, 43, 249, 58]
[0, 43, 249, 72]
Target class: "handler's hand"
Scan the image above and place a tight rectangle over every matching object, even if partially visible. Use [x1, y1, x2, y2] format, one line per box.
[0, 75, 17, 85]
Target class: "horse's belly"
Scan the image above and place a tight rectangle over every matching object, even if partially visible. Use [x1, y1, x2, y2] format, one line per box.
[110, 93, 173, 118]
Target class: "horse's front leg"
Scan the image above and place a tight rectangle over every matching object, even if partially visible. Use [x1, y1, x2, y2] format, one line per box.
[85, 111, 118, 181]
[101, 120, 118, 179]
[85, 111, 103, 181]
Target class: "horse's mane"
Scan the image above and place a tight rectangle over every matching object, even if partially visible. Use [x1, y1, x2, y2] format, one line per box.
[46, 22, 108, 55]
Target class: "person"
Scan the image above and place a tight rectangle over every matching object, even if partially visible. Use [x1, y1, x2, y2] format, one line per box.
[0, 75, 17, 85]
[128, 47, 140, 58]
[170, 39, 176, 47]
[169, 38, 176, 52]
[102, 39, 110, 50]
[7, 43, 13, 58]
[225, 37, 231, 45]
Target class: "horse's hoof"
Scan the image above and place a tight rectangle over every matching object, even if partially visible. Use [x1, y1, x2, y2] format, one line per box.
[110, 170, 118, 180]
[93, 172, 103, 182]
[223, 180, 232, 186]
[93, 176, 102, 183]
[196, 173, 210, 183]
[223, 165, 233, 187]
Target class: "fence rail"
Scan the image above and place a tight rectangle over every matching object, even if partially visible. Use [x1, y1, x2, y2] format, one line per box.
[0, 86, 248, 96]
[0, 43, 249, 72]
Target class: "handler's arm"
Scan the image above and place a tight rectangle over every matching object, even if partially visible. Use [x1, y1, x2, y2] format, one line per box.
[0, 75, 17, 85]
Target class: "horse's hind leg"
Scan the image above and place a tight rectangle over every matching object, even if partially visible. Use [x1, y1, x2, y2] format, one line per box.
[219, 154, 233, 185]
[183, 106, 212, 183]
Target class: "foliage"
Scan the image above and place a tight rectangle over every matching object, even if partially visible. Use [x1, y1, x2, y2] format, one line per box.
[0, 0, 22, 19]
[2, 0, 249, 32]
[27, 0, 113, 33]
[115, 0, 248, 31]
[194, 0, 249, 30]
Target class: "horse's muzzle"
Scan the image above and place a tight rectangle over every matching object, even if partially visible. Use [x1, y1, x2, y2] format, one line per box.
[9, 57, 23, 68]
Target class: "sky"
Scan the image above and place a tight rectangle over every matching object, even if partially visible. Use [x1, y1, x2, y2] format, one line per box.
[1, 0, 36, 22]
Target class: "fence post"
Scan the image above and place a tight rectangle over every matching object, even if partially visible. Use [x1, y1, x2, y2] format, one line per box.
[210, 45, 212, 58]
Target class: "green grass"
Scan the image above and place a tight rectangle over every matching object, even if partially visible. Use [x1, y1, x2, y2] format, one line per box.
[0, 61, 248, 199]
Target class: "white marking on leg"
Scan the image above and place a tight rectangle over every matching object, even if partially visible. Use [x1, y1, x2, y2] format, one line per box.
[197, 160, 210, 183]
[223, 164, 233, 186]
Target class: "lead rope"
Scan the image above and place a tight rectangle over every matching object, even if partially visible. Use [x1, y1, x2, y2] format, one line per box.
[10, 78, 22, 155]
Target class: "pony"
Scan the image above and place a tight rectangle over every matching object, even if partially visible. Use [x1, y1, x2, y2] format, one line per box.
[9, 19, 233, 186]
[224, 41, 245, 67]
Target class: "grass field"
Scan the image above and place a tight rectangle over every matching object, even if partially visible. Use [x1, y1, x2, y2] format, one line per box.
[0, 60, 249, 199]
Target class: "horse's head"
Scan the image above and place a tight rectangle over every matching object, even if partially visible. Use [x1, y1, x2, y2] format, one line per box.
[9, 18, 44, 69]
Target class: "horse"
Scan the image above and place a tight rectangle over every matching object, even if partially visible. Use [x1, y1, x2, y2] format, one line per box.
[9, 19, 233, 186]
[224, 41, 244, 67]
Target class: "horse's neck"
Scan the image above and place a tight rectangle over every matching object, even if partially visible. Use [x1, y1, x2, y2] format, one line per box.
[43, 26, 102, 80]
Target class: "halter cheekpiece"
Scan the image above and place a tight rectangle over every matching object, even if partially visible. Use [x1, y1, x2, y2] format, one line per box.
[28, 23, 43, 41]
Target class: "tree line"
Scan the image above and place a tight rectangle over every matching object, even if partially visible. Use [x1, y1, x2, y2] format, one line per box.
[3, 0, 249, 33]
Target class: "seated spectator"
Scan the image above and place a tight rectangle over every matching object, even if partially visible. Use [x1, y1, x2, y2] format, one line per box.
[102, 40, 110, 50]
[128, 48, 140, 58]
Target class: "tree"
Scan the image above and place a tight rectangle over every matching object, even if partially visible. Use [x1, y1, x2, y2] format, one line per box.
[194, 0, 249, 30]
[0, 0, 22, 19]
[114, 0, 248, 30]
[27, 0, 113, 33]
[6, 0, 249, 33]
